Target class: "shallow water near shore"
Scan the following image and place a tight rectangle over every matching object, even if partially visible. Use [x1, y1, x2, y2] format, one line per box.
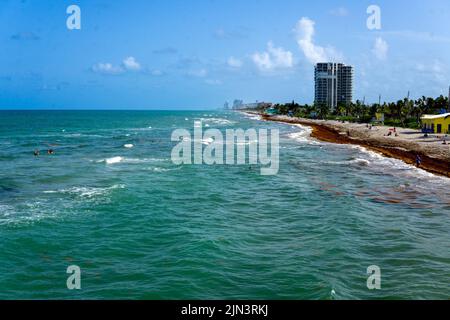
[1, 110, 449, 299]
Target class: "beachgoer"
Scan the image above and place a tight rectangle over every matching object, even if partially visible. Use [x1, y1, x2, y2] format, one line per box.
[33, 150, 40, 156]
[47, 149, 54, 155]
[415, 155, 422, 167]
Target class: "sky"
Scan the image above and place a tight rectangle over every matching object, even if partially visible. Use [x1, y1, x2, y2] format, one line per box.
[1, 0, 450, 109]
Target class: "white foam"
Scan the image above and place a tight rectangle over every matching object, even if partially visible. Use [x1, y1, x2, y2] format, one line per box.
[198, 117, 236, 126]
[349, 158, 371, 166]
[244, 114, 262, 121]
[105, 156, 123, 164]
[182, 137, 216, 145]
[124, 144, 134, 149]
[349, 145, 450, 182]
[147, 166, 181, 172]
[44, 184, 125, 198]
[0, 204, 14, 218]
[286, 124, 320, 145]
[122, 157, 167, 164]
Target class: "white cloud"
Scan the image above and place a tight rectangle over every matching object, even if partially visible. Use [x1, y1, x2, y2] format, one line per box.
[122, 56, 141, 71]
[252, 42, 293, 72]
[373, 37, 388, 60]
[92, 57, 145, 75]
[227, 56, 243, 68]
[92, 63, 124, 75]
[293, 17, 342, 64]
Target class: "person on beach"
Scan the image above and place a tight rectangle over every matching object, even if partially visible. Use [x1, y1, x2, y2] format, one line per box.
[415, 155, 422, 167]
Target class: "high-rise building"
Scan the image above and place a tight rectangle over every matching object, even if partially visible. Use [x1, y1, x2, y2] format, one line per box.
[315, 63, 353, 110]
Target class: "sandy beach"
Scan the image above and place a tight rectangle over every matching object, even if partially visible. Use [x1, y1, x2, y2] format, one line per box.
[251, 112, 450, 177]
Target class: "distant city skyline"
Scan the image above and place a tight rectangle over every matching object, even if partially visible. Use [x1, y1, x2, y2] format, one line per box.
[1, 0, 450, 109]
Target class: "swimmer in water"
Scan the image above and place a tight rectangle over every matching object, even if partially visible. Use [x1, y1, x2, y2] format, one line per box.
[47, 149, 54, 155]
[33, 150, 40, 156]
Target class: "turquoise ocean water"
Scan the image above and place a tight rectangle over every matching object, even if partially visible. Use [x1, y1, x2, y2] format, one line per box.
[0, 110, 449, 299]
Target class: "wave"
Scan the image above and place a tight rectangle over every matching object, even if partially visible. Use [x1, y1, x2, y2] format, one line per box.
[0, 204, 14, 217]
[243, 113, 262, 121]
[96, 157, 168, 165]
[147, 166, 181, 173]
[103, 156, 124, 164]
[286, 124, 320, 145]
[182, 137, 215, 145]
[197, 117, 236, 126]
[349, 158, 371, 166]
[63, 133, 104, 138]
[349, 145, 450, 182]
[43, 184, 125, 198]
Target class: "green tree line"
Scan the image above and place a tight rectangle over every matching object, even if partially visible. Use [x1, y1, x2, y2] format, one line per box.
[265, 95, 449, 129]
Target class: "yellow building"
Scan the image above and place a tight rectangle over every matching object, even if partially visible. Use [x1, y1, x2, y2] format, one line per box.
[421, 113, 450, 134]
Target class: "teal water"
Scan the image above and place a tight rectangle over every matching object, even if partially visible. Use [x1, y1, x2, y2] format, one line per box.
[0, 110, 449, 300]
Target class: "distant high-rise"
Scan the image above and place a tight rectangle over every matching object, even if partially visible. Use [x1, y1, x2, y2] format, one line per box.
[315, 63, 353, 110]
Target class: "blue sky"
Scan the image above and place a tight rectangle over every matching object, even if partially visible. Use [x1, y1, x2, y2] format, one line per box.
[1, 0, 450, 109]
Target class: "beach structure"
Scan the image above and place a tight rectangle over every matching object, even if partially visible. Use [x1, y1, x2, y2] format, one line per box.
[421, 113, 450, 134]
[314, 63, 353, 110]
[265, 107, 278, 115]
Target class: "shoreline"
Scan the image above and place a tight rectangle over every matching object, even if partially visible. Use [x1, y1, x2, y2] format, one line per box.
[246, 112, 450, 178]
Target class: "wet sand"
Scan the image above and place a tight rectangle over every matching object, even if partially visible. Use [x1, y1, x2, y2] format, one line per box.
[256, 113, 450, 178]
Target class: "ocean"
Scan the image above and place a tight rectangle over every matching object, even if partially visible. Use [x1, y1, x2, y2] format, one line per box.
[0, 110, 449, 299]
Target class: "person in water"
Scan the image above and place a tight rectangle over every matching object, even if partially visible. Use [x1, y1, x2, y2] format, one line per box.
[47, 149, 54, 155]
[415, 155, 422, 167]
[33, 150, 40, 156]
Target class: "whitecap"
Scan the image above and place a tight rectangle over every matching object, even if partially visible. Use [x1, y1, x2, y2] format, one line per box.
[121, 157, 168, 164]
[98, 156, 123, 165]
[148, 166, 181, 172]
[124, 144, 134, 149]
[351, 145, 450, 182]
[43, 184, 125, 198]
[349, 158, 371, 166]
[0, 204, 14, 218]
[286, 125, 320, 145]
[198, 117, 236, 126]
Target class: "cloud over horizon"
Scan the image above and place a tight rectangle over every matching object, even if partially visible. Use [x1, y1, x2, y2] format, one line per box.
[92, 56, 142, 75]
[294, 17, 342, 64]
[373, 37, 389, 60]
[251, 42, 294, 72]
